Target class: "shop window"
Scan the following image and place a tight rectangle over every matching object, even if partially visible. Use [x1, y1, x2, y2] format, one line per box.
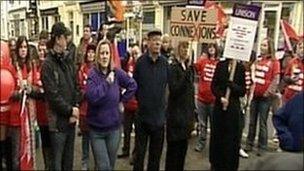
[143, 11, 155, 24]
[55, 16, 60, 23]
[91, 13, 98, 32]
[83, 14, 90, 27]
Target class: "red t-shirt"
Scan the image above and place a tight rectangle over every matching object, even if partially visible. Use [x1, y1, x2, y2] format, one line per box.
[195, 57, 218, 104]
[35, 65, 48, 126]
[283, 57, 304, 102]
[254, 56, 280, 97]
[78, 63, 93, 116]
[123, 57, 138, 112]
[0, 64, 14, 125]
[10, 64, 37, 126]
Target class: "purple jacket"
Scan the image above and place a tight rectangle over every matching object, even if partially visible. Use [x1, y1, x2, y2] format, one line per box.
[86, 66, 137, 132]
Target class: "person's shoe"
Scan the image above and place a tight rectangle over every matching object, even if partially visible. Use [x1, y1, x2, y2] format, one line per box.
[239, 148, 249, 158]
[117, 152, 129, 158]
[244, 145, 253, 152]
[272, 138, 279, 143]
[256, 149, 266, 157]
[129, 155, 134, 165]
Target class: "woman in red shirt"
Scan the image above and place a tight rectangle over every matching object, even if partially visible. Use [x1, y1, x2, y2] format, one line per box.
[78, 44, 96, 170]
[283, 37, 304, 103]
[9, 36, 39, 170]
[34, 41, 52, 170]
[245, 38, 280, 156]
[194, 43, 219, 152]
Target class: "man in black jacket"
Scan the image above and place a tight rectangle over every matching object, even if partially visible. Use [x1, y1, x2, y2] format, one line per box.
[41, 22, 81, 170]
[133, 29, 169, 171]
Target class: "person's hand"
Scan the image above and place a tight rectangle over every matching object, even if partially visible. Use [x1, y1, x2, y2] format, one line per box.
[69, 116, 78, 124]
[106, 71, 115, 84]
[72, 107, 80, 119]
[20, 79, 28, 90]
[24, 84, 33, 94]
[221, 97, 229, 109]
[291, 75, 300, 83]
[263, 91, 270, 98]
[181, 62, 186, 71]
[118, 102, 124, 114]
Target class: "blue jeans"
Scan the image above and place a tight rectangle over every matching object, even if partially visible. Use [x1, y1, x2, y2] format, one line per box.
[82, 131, 91, 170]
[246, 97, 271, 150]
[90, 129, 121, 170]
[50, 128, 76, 170]
[196, 101, 214, 148]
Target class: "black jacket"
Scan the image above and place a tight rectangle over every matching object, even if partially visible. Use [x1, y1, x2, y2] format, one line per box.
[167, 59, 195, 142]
[133, 52, 169, 127]
[41, 49, 81, 132]
[66, 42, 77, 65]
[210, 60, 246, 170]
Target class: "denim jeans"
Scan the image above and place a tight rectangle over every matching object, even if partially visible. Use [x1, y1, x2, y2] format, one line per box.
[246, 97, 271, 150]
[196, 101, 214, 148]
[90, 129, 121, 170]
[81, 131, 90, 170]
[50, 128, 76, 170]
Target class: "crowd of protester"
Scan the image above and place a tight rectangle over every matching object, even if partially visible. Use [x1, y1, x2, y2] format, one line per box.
[0, 21, 303, 171]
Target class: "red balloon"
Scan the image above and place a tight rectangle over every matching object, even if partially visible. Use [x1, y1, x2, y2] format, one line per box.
[0, 68, 15, 103]
[0, 41, 11, 67]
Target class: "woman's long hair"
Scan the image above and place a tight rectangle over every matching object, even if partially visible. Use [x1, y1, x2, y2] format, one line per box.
[95, 39, 113, 72]
[15, 36, 32, 71]
[262, 37, 275, 60]
[207, 43, 219, 59]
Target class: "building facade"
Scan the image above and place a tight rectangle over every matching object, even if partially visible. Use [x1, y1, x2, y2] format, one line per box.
[2, 0, 302, 51]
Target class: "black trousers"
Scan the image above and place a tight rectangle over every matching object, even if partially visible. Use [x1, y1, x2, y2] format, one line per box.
[165, 139, 188, 171]
[39, 125, 52, 170]
[0, 138, 12, 171]
[133, 121, 164, 171]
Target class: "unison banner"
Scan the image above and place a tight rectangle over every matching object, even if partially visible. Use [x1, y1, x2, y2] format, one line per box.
[223, 3, 261, 62]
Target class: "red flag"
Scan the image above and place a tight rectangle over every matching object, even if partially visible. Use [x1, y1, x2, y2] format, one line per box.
[281, 20, 299, 41]
[107, 0, 125, 22]
[20, 91, 34, 170]
[281, 20, 299, 51]
[0, 41, 12, 67]
[110, 41, 121, 69]
[205, 1, 227, 38]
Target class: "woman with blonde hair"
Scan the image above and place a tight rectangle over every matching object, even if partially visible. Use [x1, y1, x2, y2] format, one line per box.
[86, 40, 137, 170]
[165, 41, 195, 171]
[245, 37, 281, 156]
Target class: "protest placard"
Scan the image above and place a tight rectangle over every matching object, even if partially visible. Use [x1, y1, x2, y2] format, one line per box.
[170, 7, 217, 43]
[223, 4, 261, 62]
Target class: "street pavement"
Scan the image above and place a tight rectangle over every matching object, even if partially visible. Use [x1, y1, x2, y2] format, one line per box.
[35, 126, 282, 170]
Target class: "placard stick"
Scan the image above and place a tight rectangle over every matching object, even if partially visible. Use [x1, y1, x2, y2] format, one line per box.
[223, 59, 237, 111]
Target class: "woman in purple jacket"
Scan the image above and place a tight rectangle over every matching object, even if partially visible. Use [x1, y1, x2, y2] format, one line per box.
[86, 40, 137, 170]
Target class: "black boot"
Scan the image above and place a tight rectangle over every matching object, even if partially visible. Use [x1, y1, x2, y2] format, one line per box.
[4, 138, 12, 171]
[0, 140, 4, 170]
[42, 148, 52, 170]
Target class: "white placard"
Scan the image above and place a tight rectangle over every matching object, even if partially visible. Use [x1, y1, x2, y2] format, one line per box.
[223, 17, 259, 62]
